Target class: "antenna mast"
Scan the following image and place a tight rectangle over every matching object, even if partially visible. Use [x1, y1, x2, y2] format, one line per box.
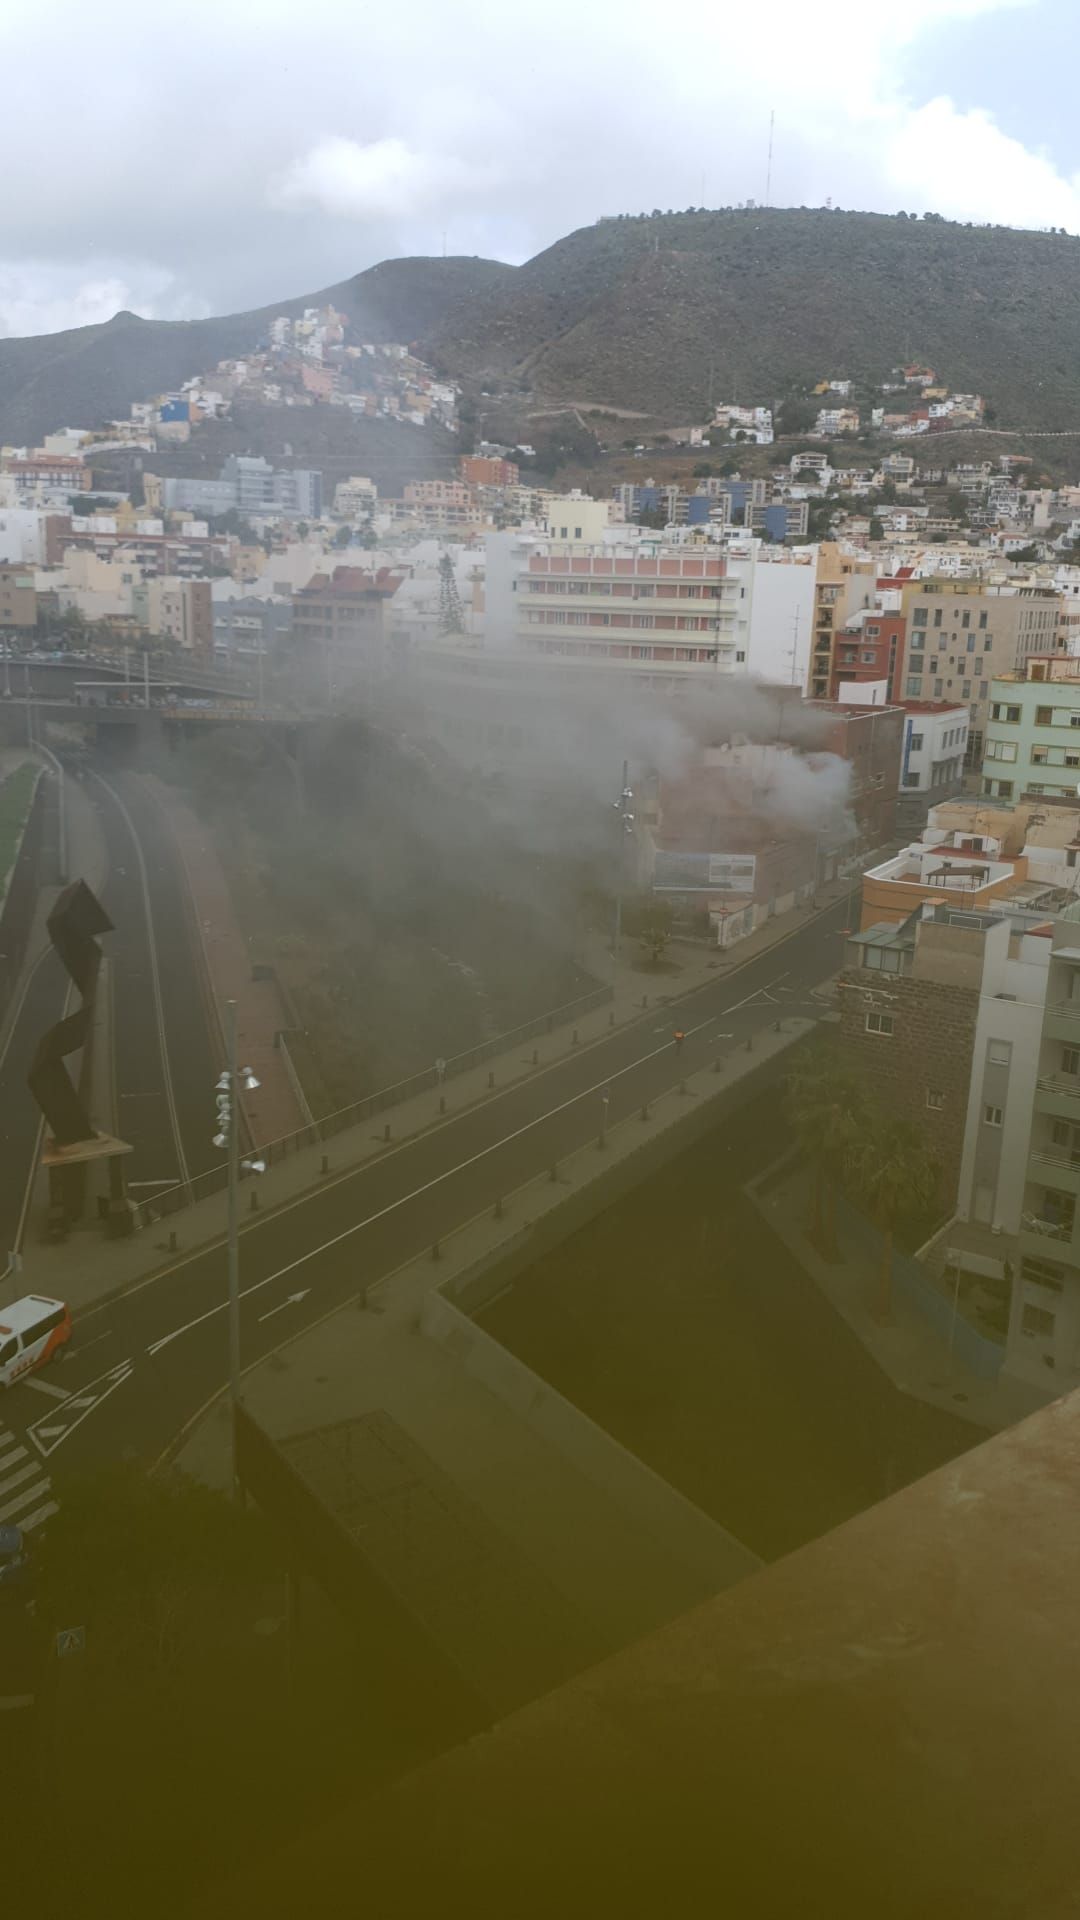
[765, 109, 775, 207]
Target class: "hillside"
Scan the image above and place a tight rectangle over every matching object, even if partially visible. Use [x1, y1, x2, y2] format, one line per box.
[0, 255, 514, 446]
[423, 208, 1080, 428]
[8, 210, 1080, 447]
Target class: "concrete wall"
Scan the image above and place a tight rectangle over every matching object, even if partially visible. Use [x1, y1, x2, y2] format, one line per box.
[421, 1289, 756, 1588]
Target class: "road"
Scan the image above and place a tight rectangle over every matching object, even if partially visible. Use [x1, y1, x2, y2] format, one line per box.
[0, 899, 847, 1492]
[89, 767, 220, 1193]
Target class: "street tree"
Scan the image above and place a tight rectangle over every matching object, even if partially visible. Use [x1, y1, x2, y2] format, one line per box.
[847, 1113, 938, 1321]
[786, 1043, 867, 1255]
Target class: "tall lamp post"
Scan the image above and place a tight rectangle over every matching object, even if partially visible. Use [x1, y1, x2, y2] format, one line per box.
[612, 760, 634, 993]
[213, 999, 264, 1500]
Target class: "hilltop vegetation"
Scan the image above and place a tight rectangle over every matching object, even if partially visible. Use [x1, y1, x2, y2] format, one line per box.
[5, 208, 1080, 448]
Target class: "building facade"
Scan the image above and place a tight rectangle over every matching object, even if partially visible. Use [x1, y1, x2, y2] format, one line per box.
[900, 578, 1063, 768]
[982, 660, 1080, 802]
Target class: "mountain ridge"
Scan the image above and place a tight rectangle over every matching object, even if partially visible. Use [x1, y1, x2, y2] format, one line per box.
[5, 209, 1080, 447]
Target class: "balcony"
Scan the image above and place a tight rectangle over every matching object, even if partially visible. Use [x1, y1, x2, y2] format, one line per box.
[1035, 1074, 1080, 1121]
[1044, 1003, 1080, 1044]
[1027, 1149, 1080, 1197]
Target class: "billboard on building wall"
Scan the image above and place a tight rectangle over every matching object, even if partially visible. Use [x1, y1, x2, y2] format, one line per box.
[653, 851, 757, 893]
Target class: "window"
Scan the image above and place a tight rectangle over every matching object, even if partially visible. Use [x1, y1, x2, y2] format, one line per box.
[926, 1089, 944, 1109]
[1036, 705, 1053, 726]
[913, 607, 928, 626]
[929, 658, 938, 674]
[0, 1338, 15, 1368]
[909, 731, 924, 750]
[973, 657, 983, 675]
[987, 1039, 1012, 1066]
[962, 682, 971, 699]
[905, 676, 922, 697]
[1051, 1121, 1080, 1165]
[934, 680, 944, 698]
[983, 1104, 1003, 1127]
[902, 771, 920, 788]
[979, 611, 988, 629]
[1064, 1047, 1080, 1077]
[866, 623, 880, 637]
[26, 1306, 66, 1341]
[933, 608, 943, 627]
[961, 610, 971, 628]
[1022, 1303, 1056, 1340]
[864, 1011, 894, 1035]
[910, 630, 924, 651]
[1021, 1255, 1065, 1292]
[861, 650, 876, 664]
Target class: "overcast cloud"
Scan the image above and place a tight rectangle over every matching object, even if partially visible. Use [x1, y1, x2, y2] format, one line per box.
[0, 0, 1074, 338]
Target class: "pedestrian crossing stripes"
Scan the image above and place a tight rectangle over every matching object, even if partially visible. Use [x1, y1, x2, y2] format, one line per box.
[0, 1419, 57, 1533]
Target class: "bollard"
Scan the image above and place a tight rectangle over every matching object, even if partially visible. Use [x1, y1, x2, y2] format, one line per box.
[439, 1095, 446, 1114]
[572, 1028, 579, 1046]
[488, 1070, 495, 1089]
[640, 1102, 649, 1122]
[384, 1123, 391, 1143]
[431, 1240, 441, 1262]
[493, 1196, 504, 1221]
[320, 1153, 329, 1176]
[532, 1049, 539, 1067]
[168, 1229, 178, 1253]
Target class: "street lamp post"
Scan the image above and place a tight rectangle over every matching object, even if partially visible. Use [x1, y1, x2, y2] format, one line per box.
[213, 999, 264, 1500]
[612, 760, 634, 994]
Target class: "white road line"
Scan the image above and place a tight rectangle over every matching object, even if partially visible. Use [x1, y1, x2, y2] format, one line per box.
[28, 1360, 134, 1459]
[18, 1500, 59, 1533]
[0, 1460, 42, 1500]
[92, 772, 190, 1191]
[0, 1444, 27, 1475]
[0, 1479, 52, 1523]
[148, 1016, 719, 1357]
[21, 1376, 70, 1401]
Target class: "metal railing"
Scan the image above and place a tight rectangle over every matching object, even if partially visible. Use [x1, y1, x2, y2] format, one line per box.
[1036, 1072, 1080, 1098]
[133, 980, 613, 1229]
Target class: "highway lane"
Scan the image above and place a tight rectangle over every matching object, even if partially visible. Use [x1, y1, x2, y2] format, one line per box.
[90, 765, 219, 1190]
[1, 895, 848, 1480]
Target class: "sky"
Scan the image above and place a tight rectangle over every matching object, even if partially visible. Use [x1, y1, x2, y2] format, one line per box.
[1, 0, 1077, 338]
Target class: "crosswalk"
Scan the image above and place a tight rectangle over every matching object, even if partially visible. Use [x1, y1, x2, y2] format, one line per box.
[0, 1415, 58, 1535]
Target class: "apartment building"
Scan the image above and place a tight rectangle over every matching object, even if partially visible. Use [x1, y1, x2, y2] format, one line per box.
[0, 563, 37, 633]
[807, 543, 876, 699]
[982, 659, 1080, 802]
[830, 606, 907, 701]
[460, 455, 519, 489]
[806, 699, 904, 848]
[161, 456, 323, 521]
[516, 546, 739, 674]
[292, 565, 404, 676]
[900, 578, 1063, 767]
[840, 870, 1080, 1385]
[900, 701, 970, 801]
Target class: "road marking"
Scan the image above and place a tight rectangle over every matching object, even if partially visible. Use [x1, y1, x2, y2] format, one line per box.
[77, 910, 846, 1325]
[21, 1376, 70, 1401]
[18, 1501, 59, 1533]
[0, 1479, 52, 1523]
[0, 1460, 43, 1501]
[28, 1360, 134, 1459]
[257, 1289, 310, 1323]
[147, 1017, 719, 1357]
[0, 1444, 27, 1474]
[128, 1178, 180, 1188]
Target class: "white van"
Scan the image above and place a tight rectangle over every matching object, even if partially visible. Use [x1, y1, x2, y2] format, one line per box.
[0, 1296, 72, 1388]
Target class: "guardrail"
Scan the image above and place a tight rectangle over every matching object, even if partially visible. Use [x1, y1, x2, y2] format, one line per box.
[133, 980, 613, 1228]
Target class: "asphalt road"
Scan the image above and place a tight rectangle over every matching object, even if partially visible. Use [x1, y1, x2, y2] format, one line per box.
[90, 765, 220, 1191]
[1, 897, 848, 1489]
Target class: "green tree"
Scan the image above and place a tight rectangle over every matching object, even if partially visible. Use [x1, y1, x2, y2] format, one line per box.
[625, 898, 674, 966]
[848, 1113, 938, 1321]
[776, 396, 817, 437]
[786, 1044, 867, 1255]
[869, 516, 885, 540]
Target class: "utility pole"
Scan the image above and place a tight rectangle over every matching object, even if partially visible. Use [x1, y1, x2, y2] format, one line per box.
[225, 1000, 241, 1499]
[765, 109, 775, 207]
[143, 648, 150, 709]
[612, 760, 634, 993]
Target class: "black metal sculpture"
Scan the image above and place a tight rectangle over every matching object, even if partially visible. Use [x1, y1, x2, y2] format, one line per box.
[27, 880, 113, 1147]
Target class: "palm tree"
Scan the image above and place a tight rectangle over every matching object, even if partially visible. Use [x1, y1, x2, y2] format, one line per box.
[786, 1045, 867, 1256]
[848, 1114, 937, 1322]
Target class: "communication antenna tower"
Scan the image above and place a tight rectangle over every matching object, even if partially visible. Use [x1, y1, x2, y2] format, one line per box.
[765, 110, 775, 207]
